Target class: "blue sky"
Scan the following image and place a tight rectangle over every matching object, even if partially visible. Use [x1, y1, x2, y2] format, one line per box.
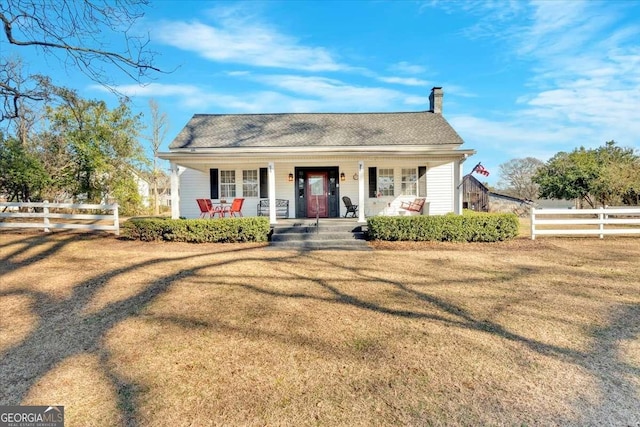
[4, 0, 640, 186]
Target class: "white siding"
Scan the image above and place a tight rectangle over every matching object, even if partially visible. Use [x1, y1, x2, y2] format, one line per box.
[179, 165, 297, 219]
[179, 169, 211, 218]
[427, 162, 454, 215]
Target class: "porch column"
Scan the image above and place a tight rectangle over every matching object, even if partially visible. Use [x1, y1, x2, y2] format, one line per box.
[358, 160, 365, 223]
[454, 159, 464, 215]
[268, 162, 277, 224]
[170, 162, 180, 219]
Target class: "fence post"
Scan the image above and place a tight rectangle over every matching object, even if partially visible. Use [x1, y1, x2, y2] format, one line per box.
[43, 200, 50, 233]
[113, 203, 120, 236]
[530, 207, 536, 240]
[599, 207, 604, 239]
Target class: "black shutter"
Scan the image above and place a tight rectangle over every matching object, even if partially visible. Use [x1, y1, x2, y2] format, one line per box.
[368, 167, 377, 198]
[418, 166, 427, 197]
[209, 168, 219, 199]
[259, 167, 268, 198]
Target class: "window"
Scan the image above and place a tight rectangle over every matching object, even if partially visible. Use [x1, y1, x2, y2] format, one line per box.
[242, 170, 258, 197]
[220, 170, 236, 198]
[401, 168, 418, 196]
[378, 168, 394, 196]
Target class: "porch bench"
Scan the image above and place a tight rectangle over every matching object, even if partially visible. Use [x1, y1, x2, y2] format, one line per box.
[399, 198, 426, 215]
[257, 199, 289, 218]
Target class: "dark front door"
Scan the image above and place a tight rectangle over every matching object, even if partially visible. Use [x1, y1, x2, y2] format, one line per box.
[306, 171, 329, 218]
[295, 167, 339, 218]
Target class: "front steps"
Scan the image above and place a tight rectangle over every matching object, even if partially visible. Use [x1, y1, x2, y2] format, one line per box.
[267, 219, 371, 251]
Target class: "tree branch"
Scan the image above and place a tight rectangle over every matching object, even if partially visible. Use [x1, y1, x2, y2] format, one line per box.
[0, 1, 164, 122]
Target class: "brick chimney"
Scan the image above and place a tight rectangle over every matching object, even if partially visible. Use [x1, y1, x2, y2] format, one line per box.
[429, 87, 443, 114]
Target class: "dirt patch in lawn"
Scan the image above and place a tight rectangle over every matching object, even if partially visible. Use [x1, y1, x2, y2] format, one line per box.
[1, 230, 639, 426]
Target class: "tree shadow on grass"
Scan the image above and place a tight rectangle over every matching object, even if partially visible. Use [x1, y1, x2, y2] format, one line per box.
[0, 241, 267, 426]
[1, 238, 638, 425]
[0, 231, 104, 278]
[232, 249, 640, 425]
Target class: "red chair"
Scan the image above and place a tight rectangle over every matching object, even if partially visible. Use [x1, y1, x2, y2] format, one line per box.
[196, 199, 223, 218]
[196, 199, 212, 218]
[223, 198, 244, 217]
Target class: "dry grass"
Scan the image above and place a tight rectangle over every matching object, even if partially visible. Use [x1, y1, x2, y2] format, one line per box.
[1, 229, 639, 426]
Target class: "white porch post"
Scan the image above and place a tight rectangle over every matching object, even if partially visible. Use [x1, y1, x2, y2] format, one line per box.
[170, 162, 180, 219]
[454, 159, 464, 215]
[268, 162, 277, 224]
[358, 161, 365, 223]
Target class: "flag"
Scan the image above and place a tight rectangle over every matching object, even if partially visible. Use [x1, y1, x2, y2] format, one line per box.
[471, 162, 490, 177]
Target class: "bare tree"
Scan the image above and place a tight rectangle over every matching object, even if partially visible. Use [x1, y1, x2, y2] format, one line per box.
[497, 157, 544, 201]
[0, 55, 48, 127]
[146, 98, 168, 215]
[0, 0, 161, 121]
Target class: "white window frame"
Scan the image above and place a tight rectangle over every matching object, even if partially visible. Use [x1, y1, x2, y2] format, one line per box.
[242, 169, 258, 197]
[378, 168, 394, 196]
[401, 168, 418, 196]
[220, 170, 236, 198]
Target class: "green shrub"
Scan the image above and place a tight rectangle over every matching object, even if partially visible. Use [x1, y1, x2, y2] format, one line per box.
[121, 217, 271, 243]
[367, 213, 519, 242]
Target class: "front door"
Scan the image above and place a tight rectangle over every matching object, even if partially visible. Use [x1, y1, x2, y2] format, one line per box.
[306, 171, 329, 218]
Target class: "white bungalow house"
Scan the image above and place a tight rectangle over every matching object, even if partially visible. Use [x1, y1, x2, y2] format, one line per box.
[159, 87, 475, 223]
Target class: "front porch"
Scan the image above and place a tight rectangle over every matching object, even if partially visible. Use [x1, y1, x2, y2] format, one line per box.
[166, 157, 467, 224]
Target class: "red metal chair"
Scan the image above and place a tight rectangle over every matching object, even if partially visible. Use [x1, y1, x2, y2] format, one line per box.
[223, 198, 244, 217]
[196, 199, 212, 218]
[196, 199, 223, 218]
[206, 199, 225, 218]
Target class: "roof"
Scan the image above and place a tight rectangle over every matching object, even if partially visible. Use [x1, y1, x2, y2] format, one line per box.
[169, 111, 465, 150]
[489, 192, 534, 205]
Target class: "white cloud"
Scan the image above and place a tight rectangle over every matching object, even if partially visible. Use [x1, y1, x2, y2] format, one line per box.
[433, 0, 640, 158]
[388, 61, 427, 75]
[251, 75, 426, 110]
[377, 76, 429, 86]
[91, 83, 200, 97]
[153, 13, 343, 71]
[102, 76, 433, 113]
[225, 71, 251, 76]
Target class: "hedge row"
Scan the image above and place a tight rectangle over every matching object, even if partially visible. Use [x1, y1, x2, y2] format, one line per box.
[367, 213, 519, 242]
[121, 217, 271, 243]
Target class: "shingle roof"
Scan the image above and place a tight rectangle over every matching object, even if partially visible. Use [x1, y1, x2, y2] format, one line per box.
[169, 111, 465, 149]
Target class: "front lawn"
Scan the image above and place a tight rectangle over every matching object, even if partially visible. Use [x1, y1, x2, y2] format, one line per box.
[1, 232, 639, 426]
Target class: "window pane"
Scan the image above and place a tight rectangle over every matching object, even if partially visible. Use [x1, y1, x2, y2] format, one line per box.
[378, 168, 394, 196]
[309, 176, 324, 196]
[242, 170, 258, 197]
[401, 168, 417, 196]
[220, 170, 236, 198]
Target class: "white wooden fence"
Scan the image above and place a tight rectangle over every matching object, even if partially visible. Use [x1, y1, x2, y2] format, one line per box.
[530, 207, 640, 240]
[0, 201, 119, 235]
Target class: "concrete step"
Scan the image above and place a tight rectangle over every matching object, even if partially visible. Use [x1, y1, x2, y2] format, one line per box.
[272, 224, 366, 233]
[271, 231, 366, 242]
[268, 219, 370, 250]
[266, 239, 372, 251]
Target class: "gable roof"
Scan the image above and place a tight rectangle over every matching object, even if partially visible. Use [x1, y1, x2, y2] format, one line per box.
[169, 111, 465, 150]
